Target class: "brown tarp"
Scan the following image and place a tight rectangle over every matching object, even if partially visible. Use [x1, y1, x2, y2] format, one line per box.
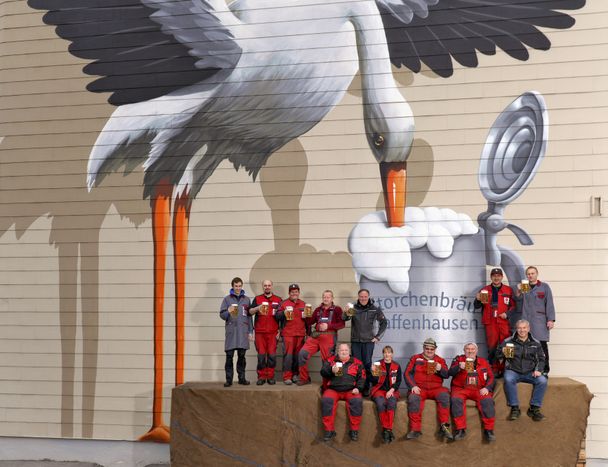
[171, 378, 592, 466]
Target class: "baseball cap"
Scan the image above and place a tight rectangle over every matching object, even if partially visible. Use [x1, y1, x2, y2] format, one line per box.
[490, 268, 503, 276]
[288, 283, 300, 291]
[423, 338, 437, 349]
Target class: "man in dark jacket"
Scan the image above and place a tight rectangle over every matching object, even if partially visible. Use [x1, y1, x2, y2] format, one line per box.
[497, 319, 548, 421]
[219, 277, 253, 387]
[342, 289, 387, 396]
[320, 343, 365, 442]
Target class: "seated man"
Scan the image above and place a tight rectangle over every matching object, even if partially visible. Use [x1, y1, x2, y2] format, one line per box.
[448, 342, 496, 442]
[320, 343, 365, 442]
[404, 338, 453, 440]
[497, 319, 548, 421]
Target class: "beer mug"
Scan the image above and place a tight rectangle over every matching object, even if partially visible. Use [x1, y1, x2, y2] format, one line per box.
[229, 304, 238, 318]
[345, 303, 355, 317]
[426, 359, 436, 375]
[260, 301, 269, 315]
[480, 289, 489, 304]
[465, 358, 475, 373]
[304, 303, 313, 318]
[285, 306, 294, 321]
[503, 343, 515, 359]
[372, 361, 381, 377]
[335, 362, 343, 376]
[521, 279, 531, 293]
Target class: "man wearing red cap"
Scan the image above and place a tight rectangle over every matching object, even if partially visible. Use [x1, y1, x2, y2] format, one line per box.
[277, 284, 307, 385]
[474, 267, 515, 376]
[250, 279, 282, 385]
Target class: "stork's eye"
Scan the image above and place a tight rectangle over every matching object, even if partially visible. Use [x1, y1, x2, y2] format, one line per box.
[373, 133, 385, 148]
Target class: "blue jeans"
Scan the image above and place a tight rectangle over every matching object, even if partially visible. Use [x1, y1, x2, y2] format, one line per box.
[351, 342, 375, 390]
[503, 369, 548, 407]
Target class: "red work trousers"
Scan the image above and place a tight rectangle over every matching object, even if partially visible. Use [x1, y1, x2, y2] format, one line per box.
[298, 333, 336, 382]
[485, 317, 511, 374]
[407, 387, 450, 431]
[321, 389, 363, 431]
[451, 386, 495, 430]
[372, 390, 399, 429]
[255, 332, 278, 379]
[282, 335, 304, 381]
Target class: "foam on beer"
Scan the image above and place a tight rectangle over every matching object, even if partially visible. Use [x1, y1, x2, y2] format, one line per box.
[348, 207, 478, 294]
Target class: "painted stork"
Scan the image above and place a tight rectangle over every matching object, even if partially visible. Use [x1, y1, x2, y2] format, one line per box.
[28, 0, 584, 442]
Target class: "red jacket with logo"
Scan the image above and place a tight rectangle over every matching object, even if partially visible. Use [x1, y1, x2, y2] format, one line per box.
[310, 304, 345, 335]
[277, 298, 307, 337]
[370, 360, 402, 398]
[320, 355, 366, 392]
[477, 283, 515, 325]
[448, 355, 495, 391]
[404, 353, 449, 390]
[252, 293, 281, 334]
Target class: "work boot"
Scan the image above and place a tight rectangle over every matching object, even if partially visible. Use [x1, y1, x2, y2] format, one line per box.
[323, 431, 336, 442]
[267, 378, 276, 385]
[296, 378, 311, 386]
[223, 381, 232, 387]
[349, 430, 359, 442]
[439, 423, 454, 440]
[292, 375, 300, 383]
[238, 379, 250, 385]
[527, 405, 545, 421]
[283, 379, 293, 385]
[509, 406, 521, 420]
[256, 379, 266, 386]
[387, 430, 395, 443]
[484, 429, 496, 442]
[382, 429, 390, 444]
[406, 431, 422, 440]
[454, 429, 466, 440]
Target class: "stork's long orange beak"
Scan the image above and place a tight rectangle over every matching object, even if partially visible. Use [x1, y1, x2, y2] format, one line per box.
[380, 161, 407, 227]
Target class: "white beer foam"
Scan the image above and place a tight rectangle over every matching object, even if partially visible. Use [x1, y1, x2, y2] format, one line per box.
[348, 207, 478, 294]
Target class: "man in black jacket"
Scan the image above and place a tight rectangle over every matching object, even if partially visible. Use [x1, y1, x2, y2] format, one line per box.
[343, 289, 388, 396]
[497, 319, 548, 421]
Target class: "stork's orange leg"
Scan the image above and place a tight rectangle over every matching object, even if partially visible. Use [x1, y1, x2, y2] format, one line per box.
[140, 181, 172, 443]
[173, 194, 190, 386]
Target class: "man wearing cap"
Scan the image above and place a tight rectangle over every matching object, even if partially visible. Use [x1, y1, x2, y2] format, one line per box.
[277, 284, 307, 385]
[297, 290, 345, 386]
[448, 342, 496, 442]
[250, 279, 282, 385]
[342, 288, 388, 397]
[474, 267, 515, 376]
[514, 266, 555, 375]
[404, 338, 453, 440]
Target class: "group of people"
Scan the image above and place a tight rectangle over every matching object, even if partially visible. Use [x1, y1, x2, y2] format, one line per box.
[219, 266, 555, 443]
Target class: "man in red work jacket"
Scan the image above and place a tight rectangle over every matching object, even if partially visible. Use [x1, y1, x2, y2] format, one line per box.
[320, 343, 365, 442]
[448, 342, 496, 442]
[277, 283, 307, 385]
[250, 279, 282, 385]
[474, 267, 515, 376]
[404, 338, 453, 440]
[297, 290, 345, 386]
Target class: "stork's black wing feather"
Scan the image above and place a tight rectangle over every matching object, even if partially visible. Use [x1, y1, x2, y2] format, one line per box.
[28, 0, 242, 105]
[377, 0, 586, 77]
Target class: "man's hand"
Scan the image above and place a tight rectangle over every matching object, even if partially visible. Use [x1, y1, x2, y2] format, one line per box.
[318, 322, 328, 332]
[371, 337, 379, 343]
[332, 365, 340, 374]
[248, 333, 254, 342]
[352, 388, 359, 395]
[435, 363, 442, 372]
[411, 386, 421, 395]
[480, 388, 489, 396]
[533, 370, 542, 378]
[386, 388, 395, 398]
[475, 292, 481, 301]
[249, 306, 259, 315]
[499, 312, 507, 319]
[459, 361, 466, 370]
[547, 320, 555, 330]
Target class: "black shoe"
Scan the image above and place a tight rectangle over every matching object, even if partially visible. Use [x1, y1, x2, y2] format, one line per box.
[267, 378, 276, 385]
[256, 379, 266, 386]
[527, 406, 545, 421]
[238, 379, 250, 386]
[296, 378, 311, 386]
[362, 387, 370, 398]
[224, 381, 232, 387]
[283, 379, 292, 385]
[439, 423, 454, 440]
[454, 429, 466, 440]
[292, 375, 300, 383]
[382, 429, 390, 444]
[509, 406, 521, 420]
[323, 430, 336, 442]
[484, 429, 496, 442]
[387, 430, 395, 443]
[349, 430, 359, 441]
[406, 431, 422, 440]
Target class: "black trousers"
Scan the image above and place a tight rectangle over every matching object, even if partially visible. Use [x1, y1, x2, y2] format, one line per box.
[225, 348, 247, 382]
[352, 342, 375, 390]
[540, 341, 550, 374]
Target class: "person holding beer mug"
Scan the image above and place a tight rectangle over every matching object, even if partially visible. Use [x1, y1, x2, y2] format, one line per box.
[277, 284, 307, 385]
[370, 346, 402, 444]
[404, 338, 453, 440]
[219, 277, 253, 387]
[319, 343, 365, 442]
[448, 343, 496, 442]
[474, 267, 515, 377]
[250, 279, 282, 385]
[513, 266, 555, 375]
[497, 320, 548, 422]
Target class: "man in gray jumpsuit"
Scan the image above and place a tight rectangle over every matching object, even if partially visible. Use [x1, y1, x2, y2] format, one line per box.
[514, 266, 555, 375]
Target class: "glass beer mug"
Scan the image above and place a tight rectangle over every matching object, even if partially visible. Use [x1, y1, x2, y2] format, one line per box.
[260, 301, 269, 315]
[345, 303, 355, 317]
[229, 304, 238, 318]
[285, 306, 294, 320]
[521, 279, 531, 293]
[465, 358, 475, 373]
[304, 303, 313, 318]
[372, 361, 381, 377]
[426, 359, 436, 375]
[503, 343, 515, 359]
[480, 289, 489, 304]
[335, 362, 343, 376]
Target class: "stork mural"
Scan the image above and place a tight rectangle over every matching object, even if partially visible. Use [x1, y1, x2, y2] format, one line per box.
[28, 0, 584, 442]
